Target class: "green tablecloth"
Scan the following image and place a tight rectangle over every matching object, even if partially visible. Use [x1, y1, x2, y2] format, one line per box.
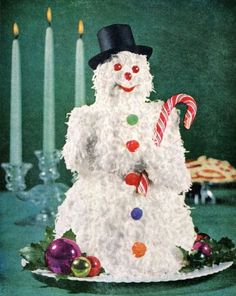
[0, 191, 236, 296]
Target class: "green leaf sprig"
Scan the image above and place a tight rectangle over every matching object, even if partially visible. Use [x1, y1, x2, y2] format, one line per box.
[178, 236, 236, 273]
[19, 227, 76, 271]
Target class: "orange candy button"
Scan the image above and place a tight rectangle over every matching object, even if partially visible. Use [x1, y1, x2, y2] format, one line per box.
[126, 140, 140, 152]
[132, 242, 147, 258]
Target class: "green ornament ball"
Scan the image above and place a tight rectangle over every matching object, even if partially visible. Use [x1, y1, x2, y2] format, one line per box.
[71, 256, 91, 277]
[127, 114, 139, 125]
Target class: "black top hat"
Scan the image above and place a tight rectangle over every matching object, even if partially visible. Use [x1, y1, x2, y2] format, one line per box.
[88, 24, 153, 69]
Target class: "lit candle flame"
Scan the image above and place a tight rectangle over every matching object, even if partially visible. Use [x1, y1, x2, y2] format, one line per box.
[13, 23, 19, 38]
[46, 7, 52, 24]
[78, 20, 84, 36]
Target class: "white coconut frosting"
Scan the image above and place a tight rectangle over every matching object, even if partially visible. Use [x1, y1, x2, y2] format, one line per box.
[55, 51, 195, 278]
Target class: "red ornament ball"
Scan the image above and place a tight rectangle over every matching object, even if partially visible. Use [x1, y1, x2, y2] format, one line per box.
[87, 256, 101, 277]
[126, 140, 140, 152]
[195, 233, 210, 242]
[45, 238, 81, 274]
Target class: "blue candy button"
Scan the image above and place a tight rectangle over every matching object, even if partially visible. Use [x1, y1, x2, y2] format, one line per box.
[131, 208, 143, 220]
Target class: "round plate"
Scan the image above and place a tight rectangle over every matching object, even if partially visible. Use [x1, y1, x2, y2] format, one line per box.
[32, 261, 233, 283]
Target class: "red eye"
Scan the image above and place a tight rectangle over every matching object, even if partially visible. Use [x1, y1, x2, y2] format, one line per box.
[132, 65, 139, 73]
[114, 63, 122, 71]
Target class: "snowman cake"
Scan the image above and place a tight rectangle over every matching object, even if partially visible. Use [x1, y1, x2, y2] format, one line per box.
[55, 24, 197, 279]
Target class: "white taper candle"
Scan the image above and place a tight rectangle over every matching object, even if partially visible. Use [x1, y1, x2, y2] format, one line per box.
[10, 23, 22, 165]
[75, 20, 86, 107]
[43, 7, 55, 156]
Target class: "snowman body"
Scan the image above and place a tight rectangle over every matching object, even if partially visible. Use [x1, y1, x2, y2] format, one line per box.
[55, 52, 195, 277]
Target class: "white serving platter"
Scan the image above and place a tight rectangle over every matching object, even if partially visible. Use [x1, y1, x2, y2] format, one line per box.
[32, 261, 233, 283]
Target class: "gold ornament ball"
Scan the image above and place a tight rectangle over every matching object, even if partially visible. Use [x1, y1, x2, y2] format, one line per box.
[71, 256, 91, 277]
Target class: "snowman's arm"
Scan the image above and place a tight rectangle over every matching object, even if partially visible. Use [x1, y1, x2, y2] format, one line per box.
[146, 108, 191, 193]
[62, 106, 96, 173]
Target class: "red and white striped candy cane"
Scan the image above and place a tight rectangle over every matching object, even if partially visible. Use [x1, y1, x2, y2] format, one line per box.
[125, 171, 149, 196]
[153, 94, 197, 146]
[137, 172, 149, 196]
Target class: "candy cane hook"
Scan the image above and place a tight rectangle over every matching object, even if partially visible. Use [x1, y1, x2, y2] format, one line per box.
[153, 94, 197, 146]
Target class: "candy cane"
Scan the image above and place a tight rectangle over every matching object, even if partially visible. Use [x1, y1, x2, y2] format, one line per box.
[137, 172, 149, 196]
[125, 171, 149, 196]
[153, 94, 197, 146]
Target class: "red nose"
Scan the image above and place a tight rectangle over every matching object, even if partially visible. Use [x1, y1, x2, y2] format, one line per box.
[124, 72, 132, 81]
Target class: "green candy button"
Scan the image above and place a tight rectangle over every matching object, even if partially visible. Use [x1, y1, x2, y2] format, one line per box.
[127, 114, 139, 125]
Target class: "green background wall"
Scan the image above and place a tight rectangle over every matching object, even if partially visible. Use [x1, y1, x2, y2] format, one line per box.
[0, 0, 235, 190]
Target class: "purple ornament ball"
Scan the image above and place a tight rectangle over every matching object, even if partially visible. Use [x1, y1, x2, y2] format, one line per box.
[201, 243, 212, 256]
[45, 238, 81, 274]
[192, 241, 204, 251]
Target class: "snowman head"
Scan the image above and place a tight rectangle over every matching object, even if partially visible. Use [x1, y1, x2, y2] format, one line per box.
[93, 51, 153, 105]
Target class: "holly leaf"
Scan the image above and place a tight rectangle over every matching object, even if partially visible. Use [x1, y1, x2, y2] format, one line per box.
[177, 246, 189, 261]
[218, 237, 235, 249]
[22, 261, 40, 271]
[19, 227, 78, 272]
[36, 227, 56, 251]
[178, 235, 236, 273]
[55, 274, 71, 281]
[179, 265, 195, 273]
[20, 243, 45, 270]
[44, 226, 55, 244]
[20, 226, 56, 271]
[62, 229, 76, 241]
[98, 267, 106, 275]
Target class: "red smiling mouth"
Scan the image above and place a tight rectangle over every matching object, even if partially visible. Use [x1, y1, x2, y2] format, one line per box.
[117, 84, 136, 93]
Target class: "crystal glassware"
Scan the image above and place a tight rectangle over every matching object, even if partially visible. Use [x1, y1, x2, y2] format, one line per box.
[186, 182, 216, 205]
[1, 150, 69, 226]
[1, 162, 32, 193]
[18, 150, 69, 225]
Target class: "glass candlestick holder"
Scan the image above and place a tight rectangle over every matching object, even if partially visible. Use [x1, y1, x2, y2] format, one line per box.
[1, 162, 32, 193]
[186, 182, 216, 205]
[18, 149, 69, 225]
[1, 150, 69, 226]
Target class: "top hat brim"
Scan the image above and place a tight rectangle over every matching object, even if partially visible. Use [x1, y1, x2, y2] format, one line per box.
[88, 45, 153, 70]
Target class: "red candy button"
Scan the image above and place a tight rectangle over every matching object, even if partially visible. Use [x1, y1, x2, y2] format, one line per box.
[125, 173, 141, 187]
[126, 140, 140, 152]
